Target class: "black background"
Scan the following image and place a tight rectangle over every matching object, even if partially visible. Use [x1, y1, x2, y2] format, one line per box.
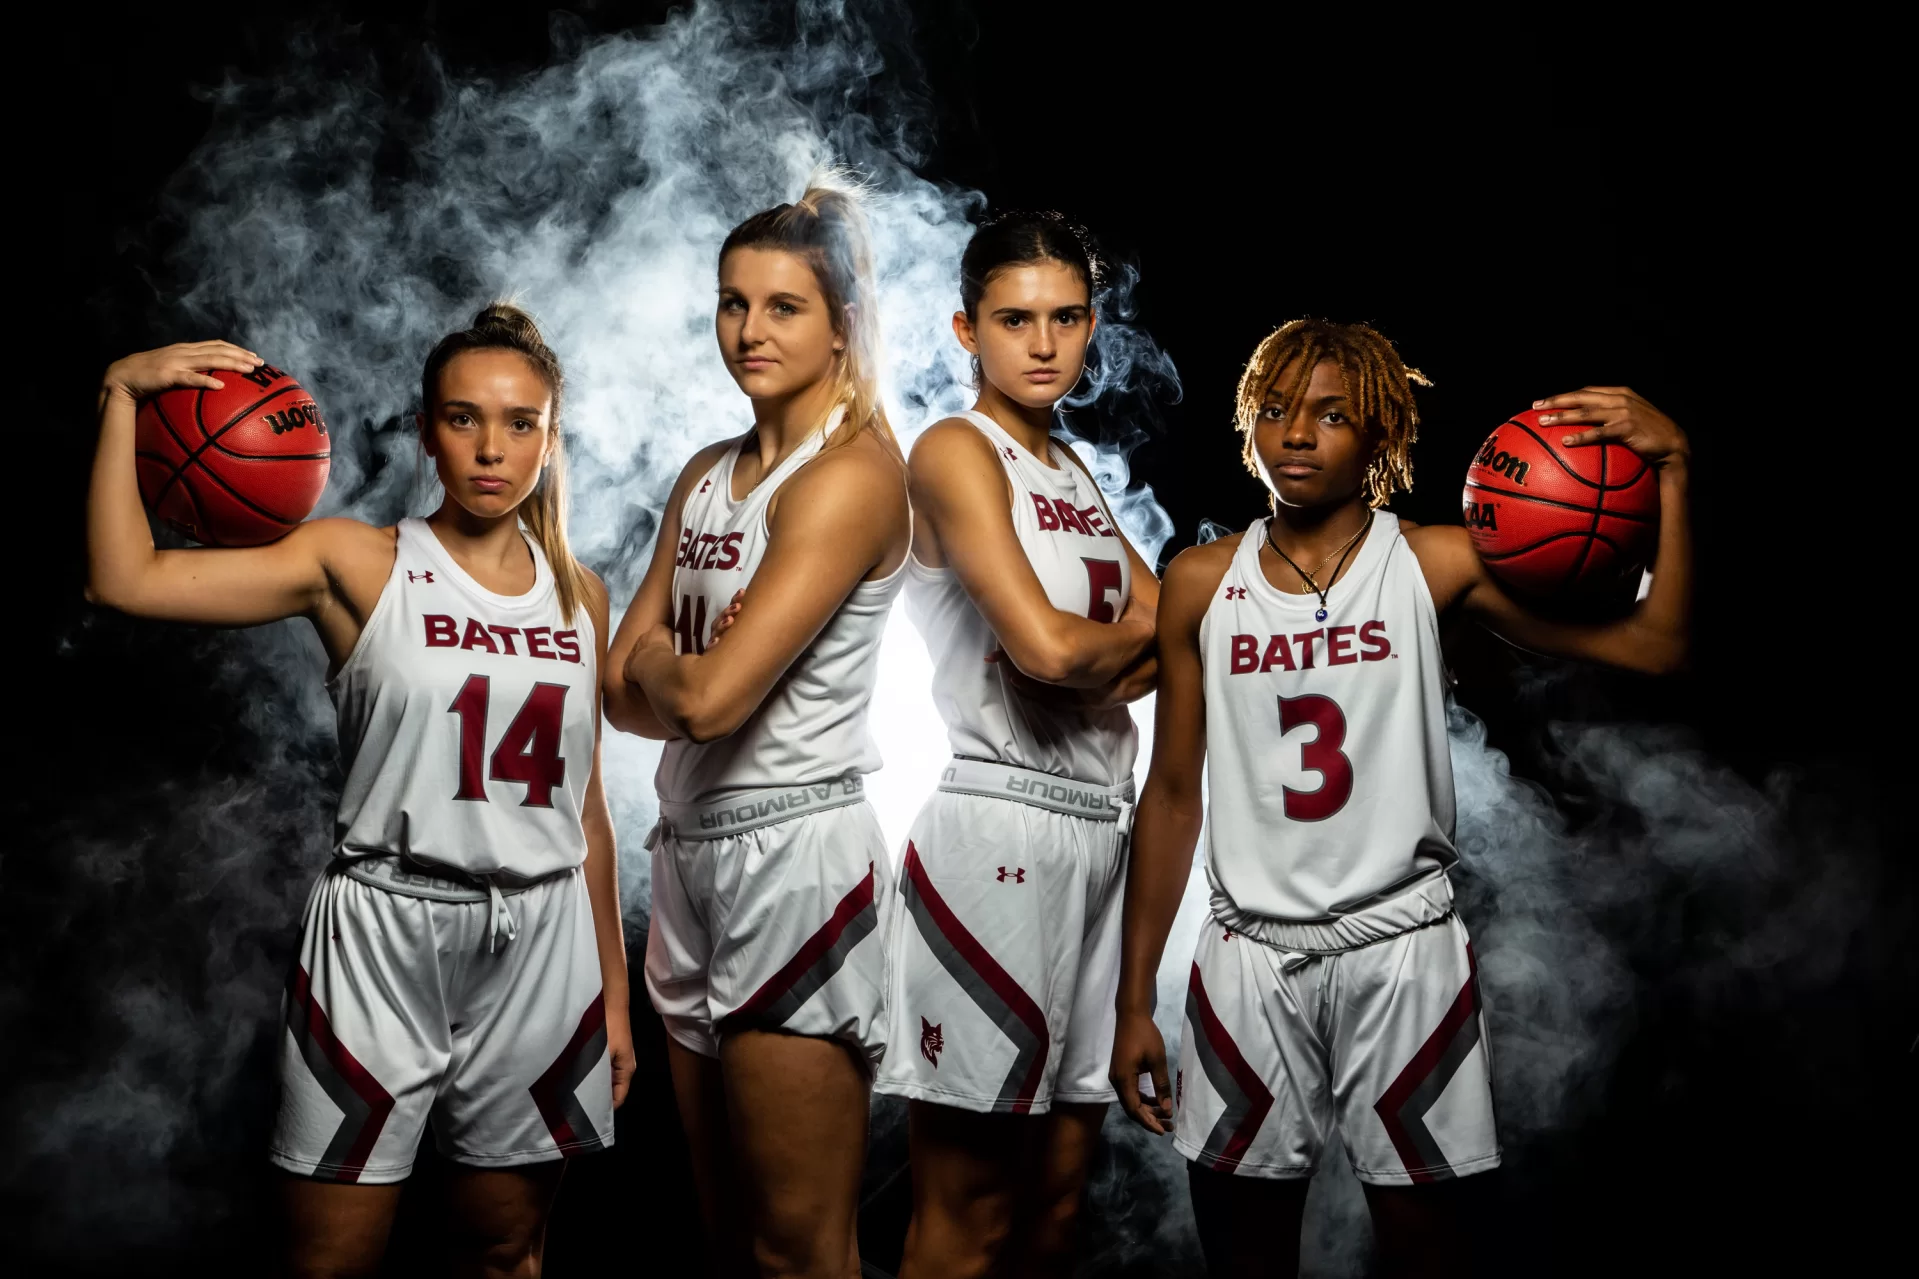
[14, 2, 1912, 1275]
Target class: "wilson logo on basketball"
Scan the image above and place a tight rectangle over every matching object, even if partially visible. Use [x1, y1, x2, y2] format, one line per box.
[265, 401, 326, 436]
[1474, 435, 1531, 485]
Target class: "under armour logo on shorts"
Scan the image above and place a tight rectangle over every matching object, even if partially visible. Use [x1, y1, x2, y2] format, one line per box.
[921, 1017, 944, 1067]
[997, 866, 1026, 883]
[407, 570, 435, 584]
[1224, 586, 1247, 600]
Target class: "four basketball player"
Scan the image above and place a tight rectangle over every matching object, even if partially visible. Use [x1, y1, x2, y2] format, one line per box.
[87, 193, 1691, 1277]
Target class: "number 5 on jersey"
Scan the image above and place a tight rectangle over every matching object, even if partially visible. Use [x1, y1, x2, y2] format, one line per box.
[449, 675, 569, 807]
[1277, 693, 1353, 821]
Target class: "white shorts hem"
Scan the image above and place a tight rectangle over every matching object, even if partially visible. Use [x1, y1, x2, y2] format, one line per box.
[1350, 1149, 1502, 1186]
[873, 1078, 1060, 1116]
[439, 1134, 615, 1168]
[268, 1150, 415, 1185]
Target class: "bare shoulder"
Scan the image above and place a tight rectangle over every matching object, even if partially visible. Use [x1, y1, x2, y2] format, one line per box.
[780, 430, 909, 526]
[296, 517, 396, 570]
[1398, 521, 1478, 610]
[1161, 536, 1240, 614]
[908, 415, 998, 474]
[677, 437, 738, 492]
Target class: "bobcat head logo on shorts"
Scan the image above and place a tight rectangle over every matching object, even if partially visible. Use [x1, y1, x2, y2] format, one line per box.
[920, 1017, 944, 1068]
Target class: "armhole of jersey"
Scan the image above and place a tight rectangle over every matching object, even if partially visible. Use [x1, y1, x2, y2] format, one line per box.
[1393, 520, 1445, 633]
[1193, 532, 1248, 659]
[325, 527, 405, 688]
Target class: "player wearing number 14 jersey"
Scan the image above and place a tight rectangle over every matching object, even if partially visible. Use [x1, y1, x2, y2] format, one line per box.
[84, 306, 632, 1277]
[1112, 319, 1694, 1278]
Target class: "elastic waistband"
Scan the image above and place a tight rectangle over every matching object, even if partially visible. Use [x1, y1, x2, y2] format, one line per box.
[337, 856, 573, 953]
[339, 854, 561, 903]
[1210, 871, 1454, 955]
[658, 774, 867, 841]
[936, 757, 1135, 821]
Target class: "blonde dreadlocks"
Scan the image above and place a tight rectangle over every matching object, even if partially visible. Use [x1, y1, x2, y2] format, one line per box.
[1233, 318, 1431, 508]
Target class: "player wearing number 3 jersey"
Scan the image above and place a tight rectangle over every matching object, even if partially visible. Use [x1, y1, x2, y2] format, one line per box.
[875, 213, 1161, 1279]
[84, 306, 633, 1277]
[1112, 319, 1694, 1278]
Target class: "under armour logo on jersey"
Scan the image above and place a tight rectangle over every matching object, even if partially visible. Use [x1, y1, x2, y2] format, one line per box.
[698, 478, 711, 494]
[407, 570, 435, 584]
[1224, 586, 1247, 600]
[997, 866, 1026, 883]
[921, 1017, 944, 1067]
[1002, 446, 1018, 461]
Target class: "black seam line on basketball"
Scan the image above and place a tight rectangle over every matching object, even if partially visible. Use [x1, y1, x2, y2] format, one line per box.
[148, 396, 199, 509]
[205, 449, 332, 462]
[168, 384, 305, 502]
[184, 448, 300, 527]
[1504, 419, 1650, 491]
[1463, 479, 1656, 524]
[1565, 439, 1606, 585]
[1476, 529, 1625, 561]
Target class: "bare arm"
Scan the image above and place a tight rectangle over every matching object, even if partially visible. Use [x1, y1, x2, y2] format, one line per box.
[603, 442, 736, 739]
[1409, 386, 1693, 676]
[578, 573, 635, 1108]
[911, 419, 1154, 687]
[1109, 539, 1231, 1135]
[87, 342, 391, 666]
[624, 441, 908, 743]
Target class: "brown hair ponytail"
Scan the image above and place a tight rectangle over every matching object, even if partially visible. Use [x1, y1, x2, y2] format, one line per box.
[719, 173, 895, 453]
[420, 303, 590, 623]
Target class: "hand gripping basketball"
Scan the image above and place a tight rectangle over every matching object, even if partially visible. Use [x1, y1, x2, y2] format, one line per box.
[119, 342, 332, 547]
[1462, 387, 1685, 599]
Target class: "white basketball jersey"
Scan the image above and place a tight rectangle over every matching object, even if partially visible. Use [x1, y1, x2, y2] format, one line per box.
[655, 424, 906, 803]
[907, 410, 1136, 787]
[1199, 514, 1455, 921]
[330, 519, 599, 879]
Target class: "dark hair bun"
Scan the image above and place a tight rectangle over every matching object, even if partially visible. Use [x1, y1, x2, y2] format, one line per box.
[960, 210, 1103, 317]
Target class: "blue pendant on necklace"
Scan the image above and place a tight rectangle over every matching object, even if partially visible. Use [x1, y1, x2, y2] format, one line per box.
[1315, 607, 1328, 622]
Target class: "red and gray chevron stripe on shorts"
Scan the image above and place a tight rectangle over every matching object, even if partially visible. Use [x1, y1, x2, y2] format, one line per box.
[1373, 943, 1484, 1182]
[286, 965, 396, 1182]
[529, 993, 609, 1152]
[1184, 962, 1274, 1171]
[719, 863, 880, 1035]
[900, 842, 1050, 1112]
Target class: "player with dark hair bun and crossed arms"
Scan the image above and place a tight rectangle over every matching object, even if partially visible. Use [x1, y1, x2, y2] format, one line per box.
[1110, 319, 1692, 1278]
[85, 308, 634, 1279]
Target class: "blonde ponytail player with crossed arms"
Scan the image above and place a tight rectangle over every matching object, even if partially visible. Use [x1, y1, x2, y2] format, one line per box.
[604, 182, 910, 1278]
[1111, 319, 1693, 1278]
[86, 306, 633, 1278]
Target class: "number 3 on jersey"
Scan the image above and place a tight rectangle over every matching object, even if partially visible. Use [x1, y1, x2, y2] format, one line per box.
[1277, 693, 1353, 821]
[449, 675, 568, 807]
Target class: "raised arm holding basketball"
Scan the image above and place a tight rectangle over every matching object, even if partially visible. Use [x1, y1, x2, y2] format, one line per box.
[1404, 385, 1693, 674]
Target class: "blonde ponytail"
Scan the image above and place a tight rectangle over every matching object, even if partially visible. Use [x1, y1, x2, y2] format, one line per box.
[720, 171, 895, 454]
[421, 302, 591, 623]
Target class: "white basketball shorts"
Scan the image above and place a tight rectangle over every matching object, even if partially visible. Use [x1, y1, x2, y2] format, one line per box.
[1173, 911, 1500, 1186]
[875, 761, 1132, 1115]
[645, 779, 892, 1062]
[270, 858, 613, 1185]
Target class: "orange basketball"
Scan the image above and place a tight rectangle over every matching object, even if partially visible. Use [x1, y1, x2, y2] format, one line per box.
[134, 363, 330, 547]
[1461, 409, 1658, 598]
